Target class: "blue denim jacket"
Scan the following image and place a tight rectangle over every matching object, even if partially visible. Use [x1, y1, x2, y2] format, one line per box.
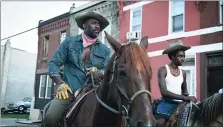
[48, 35, 110, 92]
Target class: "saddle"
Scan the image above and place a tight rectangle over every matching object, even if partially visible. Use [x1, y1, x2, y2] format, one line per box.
[155, 101, 193, 127]
[63, 74, 101, 127]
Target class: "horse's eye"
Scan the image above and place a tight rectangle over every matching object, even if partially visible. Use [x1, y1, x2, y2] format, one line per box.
[118, 69, 126, 77]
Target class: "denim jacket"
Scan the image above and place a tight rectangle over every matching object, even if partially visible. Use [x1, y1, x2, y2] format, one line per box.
[48, 35, 110, 92]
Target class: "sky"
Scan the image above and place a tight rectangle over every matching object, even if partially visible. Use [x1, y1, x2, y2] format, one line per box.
[1, 1, 90, 54]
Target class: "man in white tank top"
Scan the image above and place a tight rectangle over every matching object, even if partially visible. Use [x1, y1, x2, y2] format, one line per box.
[152, 40, 197, 122]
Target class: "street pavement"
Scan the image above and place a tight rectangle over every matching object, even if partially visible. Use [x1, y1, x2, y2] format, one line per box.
[1, 118, 40, 127]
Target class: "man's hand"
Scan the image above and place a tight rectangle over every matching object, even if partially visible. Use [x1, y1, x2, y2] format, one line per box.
[187, 96, 197, 102]
[86, 67, 103, 79]
[56, 82, 73, 100]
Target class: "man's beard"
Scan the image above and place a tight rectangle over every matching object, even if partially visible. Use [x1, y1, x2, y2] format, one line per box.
[85, 27, 99, 39]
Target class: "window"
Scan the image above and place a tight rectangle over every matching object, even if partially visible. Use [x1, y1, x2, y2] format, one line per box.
[45, 75, 53, 98]
[39, 75, 46, 98]
[60, 30, 66, 43]
[220, 0, 223, 24]
[169, 1, 185, 33]
[181, 56, 196, 96]
[130, 7, 142, 32]
[43, 35, 49, 57]
[38, 75, 53, 99]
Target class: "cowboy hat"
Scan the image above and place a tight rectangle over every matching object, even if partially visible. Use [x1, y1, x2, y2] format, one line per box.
[162, 40, 191, 54]
[75, 11, 109, 32]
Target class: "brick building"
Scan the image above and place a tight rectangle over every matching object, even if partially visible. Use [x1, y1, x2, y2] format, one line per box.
[34, 12, 70, 109]
[118, 1, 223, 101]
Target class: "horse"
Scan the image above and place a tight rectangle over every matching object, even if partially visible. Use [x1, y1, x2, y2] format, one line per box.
[42, 31, 156, 127]
[187, 93, 223, 127]
[154, 93, 223, 127]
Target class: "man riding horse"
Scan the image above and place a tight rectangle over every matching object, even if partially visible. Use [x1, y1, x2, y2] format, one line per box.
[42, 11, 110, 127]
[152, 40, 197, 126]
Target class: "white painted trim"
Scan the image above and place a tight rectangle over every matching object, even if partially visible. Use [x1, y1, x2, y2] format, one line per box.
[123, 1, 154, 11]
[148, 26, 223, 43]
[194, 54, 197, 97]
[168, 1, 185, 34]
[220, 0, 223, 24]
[148, 42, 223, 57]
[38, 75, 44, 99]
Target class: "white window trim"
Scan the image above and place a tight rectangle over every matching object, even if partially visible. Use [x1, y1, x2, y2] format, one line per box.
[168, 1, 185, 34]
[130, 6, 142, 33]
[180, 54, 197, 97]
[38, 75, 44, 98]
[45, 75, 52, 99]
[220, 0, 223, 24]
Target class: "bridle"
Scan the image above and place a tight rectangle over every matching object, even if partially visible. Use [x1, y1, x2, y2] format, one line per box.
[92, 44, 152, 126]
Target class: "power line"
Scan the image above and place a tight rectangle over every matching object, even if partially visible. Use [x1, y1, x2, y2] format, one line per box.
[1, 27, 38, 41]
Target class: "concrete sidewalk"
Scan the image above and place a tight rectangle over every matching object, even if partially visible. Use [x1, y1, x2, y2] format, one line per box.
[1, 118, 40, 127]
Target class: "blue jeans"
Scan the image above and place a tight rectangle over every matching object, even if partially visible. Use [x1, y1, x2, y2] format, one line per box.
[152, 98, 179, 119]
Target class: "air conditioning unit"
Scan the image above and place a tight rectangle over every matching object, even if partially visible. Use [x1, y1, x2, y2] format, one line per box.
[126, 31, 141, 40]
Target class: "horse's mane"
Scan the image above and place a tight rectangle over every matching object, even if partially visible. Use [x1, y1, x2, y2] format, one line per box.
[195, 93, 223, 126]
[123, 42, 152, 90]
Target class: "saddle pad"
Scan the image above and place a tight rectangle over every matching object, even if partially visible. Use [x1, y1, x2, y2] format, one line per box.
[178, 102, 192, 127]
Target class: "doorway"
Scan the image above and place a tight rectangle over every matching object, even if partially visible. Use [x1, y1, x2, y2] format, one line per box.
[207, 53, 223, 97]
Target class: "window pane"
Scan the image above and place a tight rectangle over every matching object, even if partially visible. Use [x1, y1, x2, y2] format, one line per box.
[208, 55, 223, 65]
[40, 87, 45, 97]
[172, 14, 183, 32]
[132, 25, 141, 31]
[46, 87, 52, 98]
[41, 75, 46, 87]
[133, 10, 141, 18]
[172, 1, 184, 16]
[48, 76, 52, 87]
[43, 36, 49, 56]
[60, 32, 66, 43]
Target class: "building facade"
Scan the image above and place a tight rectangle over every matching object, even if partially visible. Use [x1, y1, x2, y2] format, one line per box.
[118, 1, 223, 101]
[1, 40, 37, 111]
[34, 12, 70, 110]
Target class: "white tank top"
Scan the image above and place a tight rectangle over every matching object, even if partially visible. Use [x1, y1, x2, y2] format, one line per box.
[165, 65, 183, 96]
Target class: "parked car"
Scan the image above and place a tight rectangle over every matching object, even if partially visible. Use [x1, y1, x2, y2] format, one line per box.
[1, 97, 32, 114]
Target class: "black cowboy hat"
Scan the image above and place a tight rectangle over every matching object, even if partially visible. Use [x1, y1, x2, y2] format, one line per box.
[162, 40, 191, 54]
[75, 11, 109, 32]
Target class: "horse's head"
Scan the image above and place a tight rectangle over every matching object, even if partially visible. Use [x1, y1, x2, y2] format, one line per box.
[96, 31, 155, 127]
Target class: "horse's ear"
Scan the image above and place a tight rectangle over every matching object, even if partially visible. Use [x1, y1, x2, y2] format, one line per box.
[140, 36, 148, 51]
[104, 31, 121, 52]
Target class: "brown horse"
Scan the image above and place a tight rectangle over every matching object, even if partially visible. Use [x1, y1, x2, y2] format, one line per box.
[187, 93, 223, 127]
[42, 31, 156, 127]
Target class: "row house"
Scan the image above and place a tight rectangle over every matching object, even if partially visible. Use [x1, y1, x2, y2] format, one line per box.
[118, 1, 223, 101]
[34, 12, 70, 109]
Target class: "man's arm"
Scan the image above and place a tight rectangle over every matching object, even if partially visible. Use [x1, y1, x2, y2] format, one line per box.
[181, 70, 189, 96]
[158, 66, 189, 101]
[48, 38, 68, 85]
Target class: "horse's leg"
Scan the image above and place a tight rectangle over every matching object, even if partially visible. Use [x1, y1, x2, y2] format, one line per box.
[71, 92, 97, 127]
